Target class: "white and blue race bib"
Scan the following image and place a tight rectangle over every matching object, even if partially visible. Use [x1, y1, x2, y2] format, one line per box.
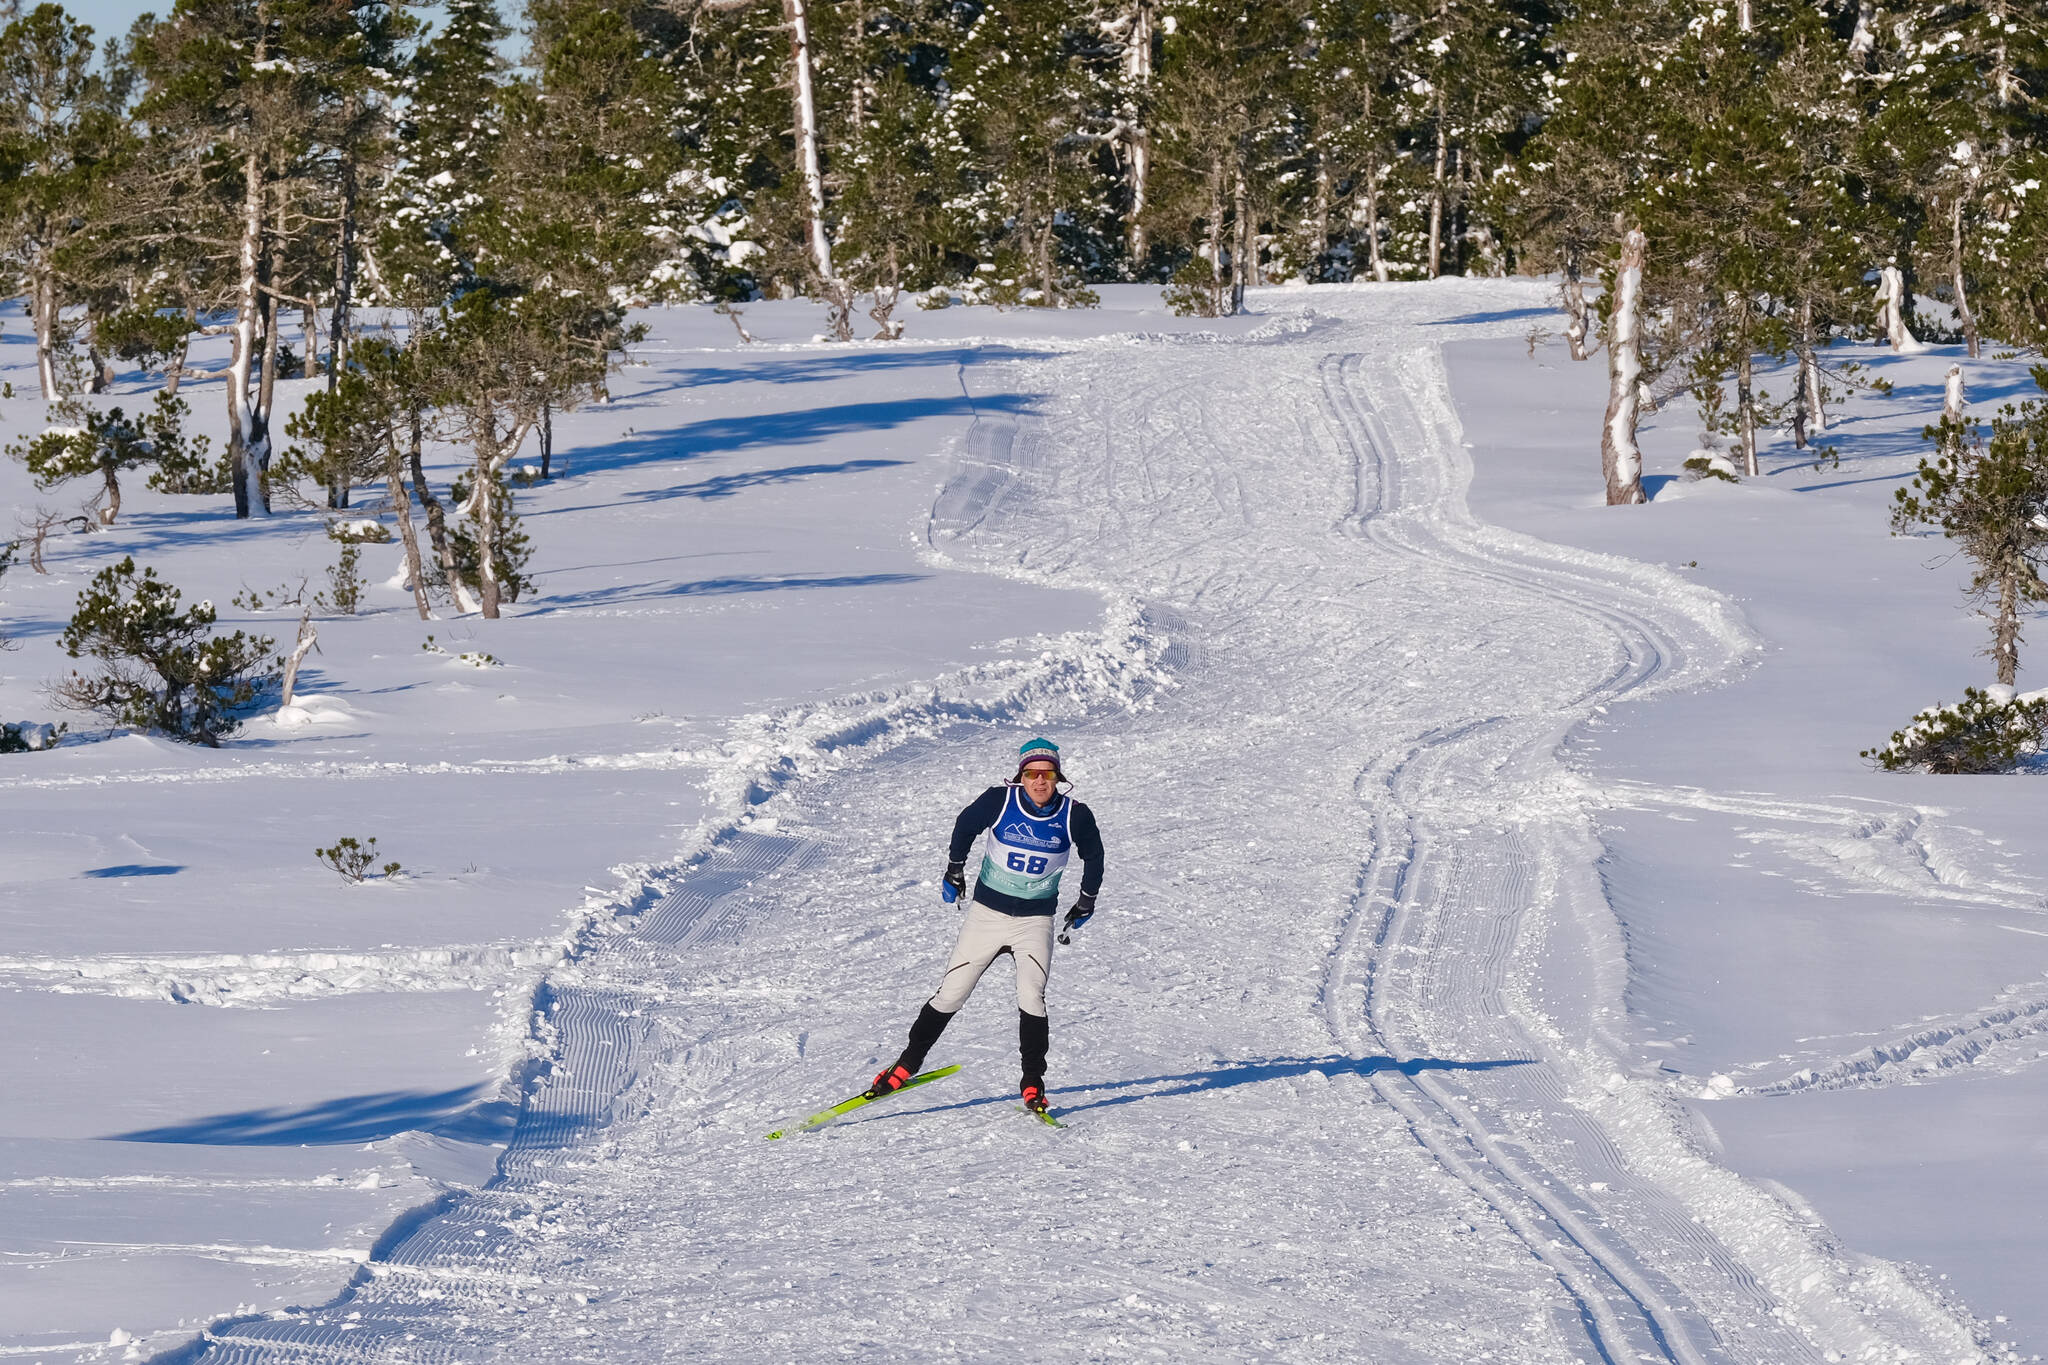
[977, 786, 1074, 902]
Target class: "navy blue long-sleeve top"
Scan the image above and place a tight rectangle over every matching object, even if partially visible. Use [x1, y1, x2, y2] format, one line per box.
[948, 785, 1104, 916]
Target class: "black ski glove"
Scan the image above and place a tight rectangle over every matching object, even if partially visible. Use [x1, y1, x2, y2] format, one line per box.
[942, 861, 967, 903]
[1062, 892, 1097, 933]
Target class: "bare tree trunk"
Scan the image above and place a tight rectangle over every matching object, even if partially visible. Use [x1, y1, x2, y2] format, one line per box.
[329, 118, 358, 391]
[1427, 90, 1447, 279]
[1562, 248, 1591, 360]
[849, 0, 867, 129]
[539, 400, 553, 479]
[1362, 151, 1388, 283]
[258, 273, 281, 452]
[1993, 566, 2019, 686]
[455, 402, 537, 621]
[1792, 296, 1823, 447]
[783, 0, 848, 337]
[1944, 364, 1966, 424]
[786, 0, 828, 280]
[1122, 0, 1153, 272]
[228, 148, 271, 519]
[1309, 154, 1330, 280]
[1736, 0, 1752, 31]
[279, 608, 318, 706]
[384, 435, 433, 620]
[1736, 344, 1759, 477]
[472, 454, 501, 620]
[301, 304, 318, 379]
[1988, 0, 2016, 106]
[1874, 264, 1923, 352]
[1207, 153, 1225, 316]
[98, 460, 121, 526]
[1950, 195, 1980, 358]
[1848, 0, 1875, 63]
[32, 268, 58, 400]
[1601, 228, 1648, 506]
[1230, 166, 1249, 313]
[408, 414, 461, 605]
[163, 306, 194, 397]
[1038, 148, 1058, 303]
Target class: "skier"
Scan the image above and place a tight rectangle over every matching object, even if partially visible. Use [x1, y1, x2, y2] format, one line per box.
[866, 737, 1104, 1117]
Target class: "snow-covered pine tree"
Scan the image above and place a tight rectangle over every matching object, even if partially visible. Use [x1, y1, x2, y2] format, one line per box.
[0, 4, 130, 400]
[1508, 0, 1676, 359]
[1894, 372, 2048, 687]
[302, 0, 414, 418]
[1854, 0, 2046, 358]
[133, 0, 386, 519]
[946, 0, 1117, 305]
[1623, 0, 1869, 476]
[816, 0, 970, 322]
[1276, 0, 1401, 283]
[1146, 0, 1300, 314]
[1382, 0, 1545, 279]
[377, 0, 508, 305]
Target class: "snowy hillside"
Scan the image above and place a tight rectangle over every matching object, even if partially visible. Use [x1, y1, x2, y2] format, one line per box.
[3, 281, 2045, 1363]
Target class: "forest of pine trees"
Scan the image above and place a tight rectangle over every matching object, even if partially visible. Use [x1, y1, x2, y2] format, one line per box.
[2, 0, 2046, 581]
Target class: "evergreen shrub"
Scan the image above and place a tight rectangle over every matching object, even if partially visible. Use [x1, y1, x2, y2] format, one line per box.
[1862, 686, 2048, 774]
[54, 558, 276, 746]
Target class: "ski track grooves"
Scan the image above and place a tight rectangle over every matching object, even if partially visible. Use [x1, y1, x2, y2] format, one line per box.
[178, 291, 1990, 1364]
[1319, 350, 1768, 1365]
[189, 832, 833, 1365]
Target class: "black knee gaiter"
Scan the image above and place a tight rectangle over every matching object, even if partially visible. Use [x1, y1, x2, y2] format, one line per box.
[899, 1003, 954, 1074]
[1019, 1009, 1050, 1085]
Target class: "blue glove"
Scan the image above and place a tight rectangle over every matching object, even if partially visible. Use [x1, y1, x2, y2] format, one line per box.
[941, 861, 966, 903]
[1060, 892, 1096, 938]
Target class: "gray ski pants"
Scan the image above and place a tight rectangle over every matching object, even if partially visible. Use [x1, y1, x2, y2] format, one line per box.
[927, 898, 1055, 1017]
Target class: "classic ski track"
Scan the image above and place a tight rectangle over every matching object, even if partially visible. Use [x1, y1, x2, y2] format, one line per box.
[178, 289, 1991, 1364]
[1317, 347, 1794, 1365]
[1317, 339, 1986, 1365]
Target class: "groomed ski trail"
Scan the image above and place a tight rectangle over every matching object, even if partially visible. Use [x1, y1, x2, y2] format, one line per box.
[184, 282, 1996, 1364]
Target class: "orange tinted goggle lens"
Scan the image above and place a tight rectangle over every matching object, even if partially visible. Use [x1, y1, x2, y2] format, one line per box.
[1021, 766, 1058, 779]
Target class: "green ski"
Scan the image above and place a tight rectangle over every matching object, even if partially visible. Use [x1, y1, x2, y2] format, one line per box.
[765, 1064, 961, 1140]
[1015, 1104, 1067, 1129]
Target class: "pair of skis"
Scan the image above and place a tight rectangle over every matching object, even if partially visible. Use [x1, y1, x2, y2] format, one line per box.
[764, 1065, 1063, 1139]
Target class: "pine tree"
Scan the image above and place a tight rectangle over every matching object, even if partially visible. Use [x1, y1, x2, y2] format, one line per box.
[1148, 0, 1300, 314]
[134, 0, 389, 518]
[0, 4, 130, 399]
[1283, 0, 1401, 283]
[1894, 374, 2048, 687]
[948, 1, 1116, 306]
[377, 0, 509, 304]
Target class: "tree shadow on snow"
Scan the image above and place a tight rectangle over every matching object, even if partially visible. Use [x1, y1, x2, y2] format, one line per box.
[527, 570, 929, 614]
[530, 457, 910, 518]
[561, 392, 1035, 480]
[625, 457, 909, 505]
[1427, 306, 1555, 327]
[891, 1053, 1531, 1124]
[107, 1084, 517, 1146]
[625, 345, 1058, 395]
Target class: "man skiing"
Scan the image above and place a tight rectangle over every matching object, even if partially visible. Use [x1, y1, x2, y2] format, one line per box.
[867, 737, 1104, 1117]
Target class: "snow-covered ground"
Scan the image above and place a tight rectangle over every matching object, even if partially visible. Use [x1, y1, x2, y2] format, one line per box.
[1, 282, 2043, 1363]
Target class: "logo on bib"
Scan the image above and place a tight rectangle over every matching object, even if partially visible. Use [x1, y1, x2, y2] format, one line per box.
[1000, 822, 1064, 850]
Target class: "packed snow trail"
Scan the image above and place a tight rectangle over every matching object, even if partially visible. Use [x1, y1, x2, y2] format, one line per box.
[188, 283, 1990, 1363]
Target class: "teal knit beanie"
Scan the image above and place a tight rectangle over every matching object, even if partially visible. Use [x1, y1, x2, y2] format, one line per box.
[1015, 737, 1062, 779]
